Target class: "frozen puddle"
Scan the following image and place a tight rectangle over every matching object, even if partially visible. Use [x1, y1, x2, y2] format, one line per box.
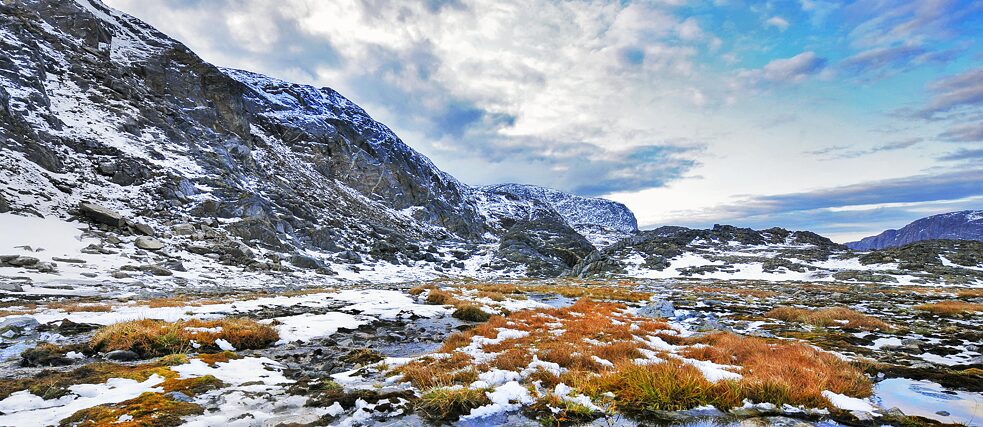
[874, 378, 983, 426]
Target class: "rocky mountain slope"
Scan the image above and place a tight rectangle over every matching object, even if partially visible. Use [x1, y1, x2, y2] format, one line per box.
[847, 210, 983, 250]
[0, 0, 632, 283]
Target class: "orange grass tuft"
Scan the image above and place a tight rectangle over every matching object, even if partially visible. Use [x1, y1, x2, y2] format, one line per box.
[914, 300, 983, 315]
[765, 306, 892, 331]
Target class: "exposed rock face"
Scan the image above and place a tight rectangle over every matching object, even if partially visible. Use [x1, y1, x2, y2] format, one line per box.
[573, 224, 844, 277]
[847, 210, 983, 250]
[0, 0, 637, 277]
[480, 183, 638, 235]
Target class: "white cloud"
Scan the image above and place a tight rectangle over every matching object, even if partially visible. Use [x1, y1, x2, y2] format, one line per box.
[765, 16, 790, 31]
[739, 51, 827, 84]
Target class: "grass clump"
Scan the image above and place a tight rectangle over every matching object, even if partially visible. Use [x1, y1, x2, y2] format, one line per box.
[452, 304, 492, 322]
[89, 318, 278, 358]
[415, 386, 492, 422]
[58, 392, 203, 427]
[765, 306, 893, 331]
[914, 300, 983, 315]
[586, 360, 741, 413]
[47, 302, 113, 313]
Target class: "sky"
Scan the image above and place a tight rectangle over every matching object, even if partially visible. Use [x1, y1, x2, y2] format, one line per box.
[105, 0, 983, 242]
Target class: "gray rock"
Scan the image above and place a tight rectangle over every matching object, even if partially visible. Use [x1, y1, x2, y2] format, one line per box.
[33, 262, 57, 273]
[290, 253, 325, 270]
[104, 350, 140, 361]
[166, 391, 193, 402]
[637, 298, 676, 318]
[140, 265, 172, 276]
[262, 415, 321, 427]
[111, 271, 131, 279]
[172, 223, 195, 236]
[0, 282, 24, 292]
[0, 316, 39, 331]
[134, 236, 164, 250]
[79, 202, 124, 227]
[52, 257, 86, 264]
[96, 160, 117, 176]
[130, 222, 155, 237]
[6, 256, 38, 267]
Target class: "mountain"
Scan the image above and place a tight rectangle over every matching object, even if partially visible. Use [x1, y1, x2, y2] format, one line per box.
[0, 0, 636, 282]
[846, 210, 983, 251]
[479, 183, 637, 247]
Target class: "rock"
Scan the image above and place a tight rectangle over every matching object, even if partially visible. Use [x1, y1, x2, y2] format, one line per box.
[79, 202, 124, 227]
[936, 410, 951, 416]
[290, 253, 325, 270]
[262, 414, 321, 427]
[0, 282, 24, 292]
[0, 316, 40, 336]
[851, 410, 875, 421]
[130, 222, 155, 237]
[96, 160, 117, 176]
[33, 262, 57, 273]
[111, 271, 131, 279]
[104, 350, 140, 361]
[696, 313, 729, 331]
[140, 265, 172, 276]
[21, 345, 73, 367]
[882, 407, 905, 417]
[637, 298, 676, 318]
[134, 236, 164, 250]
[166, 391, 194, 403]
[6, 256, 39, 267]
[52, 257, 86, 264]
[172, 223, 195, 236]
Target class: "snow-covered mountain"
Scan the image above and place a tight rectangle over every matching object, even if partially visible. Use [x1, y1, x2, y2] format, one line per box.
[846, 210, 983, 250]
[478, 183, 637, 247]
[0, 0, 636, 281]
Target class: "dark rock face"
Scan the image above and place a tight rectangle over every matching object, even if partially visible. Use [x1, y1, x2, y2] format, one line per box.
[0, 0, 637, 277]
[480, 183, 638, 233]
[847, 211, 983, 250]
[573, 224, 844, 277]
[495, 217, 596, 277]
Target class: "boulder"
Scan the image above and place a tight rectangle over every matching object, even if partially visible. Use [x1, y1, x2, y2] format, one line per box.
[129, 222, 155, 237]
[0, 282, 24, 292]
[637, 298, 676, 318]
[79, 202, 124, 227]
[6, 256, 39, 267]
[134, 236, 164, 250]
[140, 265, 172, 276]
[104, 350, 140, 362]
[172, 223, 195, 236]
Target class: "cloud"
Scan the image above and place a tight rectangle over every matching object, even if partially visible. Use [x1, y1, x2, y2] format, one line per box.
[739, 51, 827, 85]
[765, 16, 789, 31]
[656, 169, 983, 232]
[938, 148, 983, 162]
[840, 45, 958, 78]
[806, 138, 922, 159]
[939, 122, 983, 142]
[921, 67, 983, 116]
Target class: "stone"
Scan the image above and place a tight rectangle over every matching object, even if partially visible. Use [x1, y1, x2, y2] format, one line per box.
[166, 391, 194, 403]
[111, 271, 131, 279]
[172, 223, 195, 236]
[134, 236, 164, 250]
[104, 350, 140, 361]
[79, 201, 124, 227]
[0, 282, 24, 292]
[636, 298, 676, 318]
[289, 253, 324, 270]
[96, 160, 117, 176]
[6, 256, 39, 267]
[140, 265, 172, 276]
[33, 262, 57, 273]
[130, 222, 155, 237]
[262, 414, 321, 427]
[52, 257, 86, 264]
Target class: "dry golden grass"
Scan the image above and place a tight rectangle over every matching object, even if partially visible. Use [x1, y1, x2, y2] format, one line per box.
[765, 306, 892, 331]
[956, 288, 983, 298]
[914, 300, 983, 315]
[399, 297, 873, 420]
[415, 386, 492, 421]
[455, 282, 651, 303]
[89, 318, 278, 358]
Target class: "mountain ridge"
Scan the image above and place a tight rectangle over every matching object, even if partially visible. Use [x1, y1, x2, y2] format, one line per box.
[846, 210, 983, 250]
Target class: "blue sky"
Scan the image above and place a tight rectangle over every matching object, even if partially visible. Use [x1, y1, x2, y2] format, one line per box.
[106, 0, 983, 242]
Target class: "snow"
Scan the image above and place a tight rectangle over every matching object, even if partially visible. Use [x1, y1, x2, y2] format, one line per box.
[172, 357, 290, 386]
[822, 390, 877, 413]
[215, 338, 236, 351]
[0, 374, 165, 427]
[271, 312, 368, 344]
[463, 381, 535, 420]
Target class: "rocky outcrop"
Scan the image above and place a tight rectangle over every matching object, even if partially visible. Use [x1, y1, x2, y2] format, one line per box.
[847, 210, 983, 250]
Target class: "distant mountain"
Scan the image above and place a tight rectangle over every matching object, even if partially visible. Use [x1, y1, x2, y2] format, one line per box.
[846, 210, 983, 250]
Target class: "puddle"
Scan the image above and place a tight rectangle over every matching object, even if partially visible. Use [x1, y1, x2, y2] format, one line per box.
[527, 293, 577, 308]
[874, 378, 983, 426]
